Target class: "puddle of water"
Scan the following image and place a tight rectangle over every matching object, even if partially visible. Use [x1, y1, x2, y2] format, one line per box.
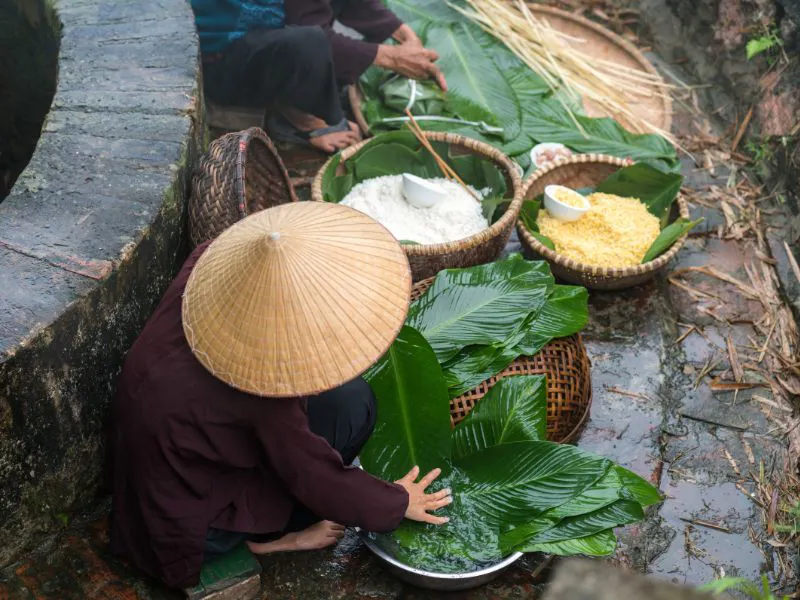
[649, 472, 767, 587]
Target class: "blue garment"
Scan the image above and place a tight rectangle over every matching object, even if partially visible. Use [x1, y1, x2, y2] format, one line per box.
[190, 0, 285, 55]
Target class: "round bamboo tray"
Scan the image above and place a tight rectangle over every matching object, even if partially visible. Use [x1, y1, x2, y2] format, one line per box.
[189, 127, 297, 248]
[349, 4, 671, 137]
[516, 154, 690, 291]
[311, 132, 523, 282]
[412, 278, 592, 444]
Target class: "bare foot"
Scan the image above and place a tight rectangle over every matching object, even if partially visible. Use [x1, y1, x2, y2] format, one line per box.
[246, 521, 345, 555]
[280, 108, 361, 153]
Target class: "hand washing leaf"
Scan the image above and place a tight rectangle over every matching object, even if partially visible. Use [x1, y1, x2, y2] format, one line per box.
[595, 163, 684, 227]
[641, 217, 703, 263]
[513, 285, 589, 356]
[455, 441, 611, 526]
[407, 269, 553, 363]
[511, 529, 617, 557]
[501, 499, 644, 553]
[361, 326, 452, 482]
[452, 376, 548, 460]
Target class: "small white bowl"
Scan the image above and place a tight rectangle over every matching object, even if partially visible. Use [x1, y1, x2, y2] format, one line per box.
[530, 143, 572, 169]
[402, 174, 447, 209]
[543, 185, 590, 222]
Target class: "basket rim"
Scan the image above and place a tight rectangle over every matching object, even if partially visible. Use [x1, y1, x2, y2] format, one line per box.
[310, 131, 523, 258]
[516, 153, 690, 278]
[347, 4, 672, 137]
[232, 127, 299, 216]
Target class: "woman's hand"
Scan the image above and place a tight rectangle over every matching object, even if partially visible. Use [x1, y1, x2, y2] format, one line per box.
[375, 45, 448, 91]
[395, 466, 452, 525]
[392, 23, 422, 47]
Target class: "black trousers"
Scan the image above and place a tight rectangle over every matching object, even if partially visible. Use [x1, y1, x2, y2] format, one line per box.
[204, 377, 376, 557]
[203, 26, 345, 125]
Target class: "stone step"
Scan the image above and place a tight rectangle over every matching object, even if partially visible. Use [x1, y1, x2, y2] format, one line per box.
[184, 543, 262, 600]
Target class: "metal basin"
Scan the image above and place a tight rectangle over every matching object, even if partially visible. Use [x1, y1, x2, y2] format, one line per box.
[359, 530, 524, 591]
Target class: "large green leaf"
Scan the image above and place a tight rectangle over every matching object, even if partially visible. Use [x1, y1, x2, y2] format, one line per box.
[455, 441, 611, 525]
[512, 529, 617, 557]
[442, 343, 522, 397]
[521, 95, 678, 167]
[424, 23, 522, 143]
[595, 163, 684, 227]
[642, 217, 703, 263]
[385, 0, 462, 29]
[513, 285, 589, 356]
[501, 499, 644, 553]
[361, 326, 452, 482]
[452, 375, 547, 460]
[544, 465, 662, 521]
[407, 269, 553, 363]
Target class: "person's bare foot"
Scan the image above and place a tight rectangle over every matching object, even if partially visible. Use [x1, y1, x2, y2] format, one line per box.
[280, 108, 361, 153]
[246, 521, 345, 555]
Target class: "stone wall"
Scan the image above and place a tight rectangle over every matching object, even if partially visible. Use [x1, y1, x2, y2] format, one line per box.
[0, 0, 60, 199]
[0, 0, 203, 565]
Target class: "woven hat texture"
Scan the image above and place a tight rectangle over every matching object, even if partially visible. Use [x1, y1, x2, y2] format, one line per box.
[182, 202, 412, 397]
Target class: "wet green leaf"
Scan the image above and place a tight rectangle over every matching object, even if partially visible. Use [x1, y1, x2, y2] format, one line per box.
[642, 217, 703, 263]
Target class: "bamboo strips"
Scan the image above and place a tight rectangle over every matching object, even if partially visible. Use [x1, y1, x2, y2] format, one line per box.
[450, 0, 680, 143]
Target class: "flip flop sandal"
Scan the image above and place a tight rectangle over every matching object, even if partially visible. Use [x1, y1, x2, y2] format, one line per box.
[266, 114, 352, 151]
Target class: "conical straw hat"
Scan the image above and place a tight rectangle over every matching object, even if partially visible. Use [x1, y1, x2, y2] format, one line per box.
[182, 202, 412, 397]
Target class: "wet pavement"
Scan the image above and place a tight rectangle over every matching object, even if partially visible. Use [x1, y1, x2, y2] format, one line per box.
[2, 33, 798, 600]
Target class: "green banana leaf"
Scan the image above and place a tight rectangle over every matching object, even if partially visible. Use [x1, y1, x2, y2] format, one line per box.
[500, 499, 644, 553]
[642, 217, 703, 263]
[512, 529, 618, 557]
[361, 326, 452, 482]
[380, 76, 446, 115]
[544, 465, 662, 521]
[442, 343, 522, 397]
[595, 162, 684, 227]
[452, 375, 548, 460]
[385, 0, 462, 30]
[455, 441, 612, 525]
[407, 268, 553, 363]
[424, 22, 522, 143]
[518, 199, 556, 250]
[512, 285, 589, 356]
[522, 96, 679, 169]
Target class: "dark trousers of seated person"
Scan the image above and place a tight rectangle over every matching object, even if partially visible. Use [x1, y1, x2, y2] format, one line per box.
[203, 25, 344, 126]
[204, 377, 376, 557]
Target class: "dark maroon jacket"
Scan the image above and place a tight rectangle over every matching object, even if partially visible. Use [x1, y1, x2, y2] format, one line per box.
[109, 242, 408, 589]
[285, 0, 403, 83]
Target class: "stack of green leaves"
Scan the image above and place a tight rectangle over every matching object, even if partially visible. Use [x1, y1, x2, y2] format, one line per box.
[518, 163, 702, 264]
[362, 332, 661, 573]
[320, 131, 511, 228]
[358, 0, 679, 172]
[404, 254, 587, 396]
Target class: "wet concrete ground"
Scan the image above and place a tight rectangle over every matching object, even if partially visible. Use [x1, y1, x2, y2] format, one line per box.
[2, 40, 798, 600]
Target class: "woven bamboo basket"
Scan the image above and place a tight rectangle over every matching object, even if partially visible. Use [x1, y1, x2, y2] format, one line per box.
[412, 278, 592, 443]
[311, 132, 523, 281]
[189, 127, 297, 248]
[348, 4, 671, 137]
[516, 154, 690, 291]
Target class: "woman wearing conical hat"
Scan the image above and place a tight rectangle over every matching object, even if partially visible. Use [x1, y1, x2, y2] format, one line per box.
[108, 203, 451, 589]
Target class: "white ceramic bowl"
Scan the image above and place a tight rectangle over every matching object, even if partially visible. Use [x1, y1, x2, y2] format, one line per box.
[530, 143, 572, 169]
[543, 184, 590, 222]
[402, 173, 448, 208]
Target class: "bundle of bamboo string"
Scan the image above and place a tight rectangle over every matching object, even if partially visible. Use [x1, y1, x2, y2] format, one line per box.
[450, 0, 679, 143]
